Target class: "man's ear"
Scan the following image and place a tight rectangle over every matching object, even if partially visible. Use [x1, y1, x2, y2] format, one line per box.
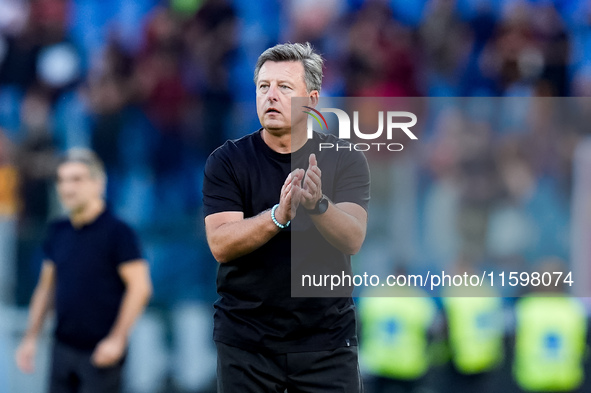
[308, 91, 319, 107]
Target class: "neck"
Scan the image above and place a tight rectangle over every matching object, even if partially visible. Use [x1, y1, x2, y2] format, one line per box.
[69, 199, 105, 228]
[261, 126, 307, 154]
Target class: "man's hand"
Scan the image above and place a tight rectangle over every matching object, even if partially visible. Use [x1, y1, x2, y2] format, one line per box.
[274, 168, 304, 225]
[301, 153, 322, 210]
[15, 336, 37, 373]
[91, 335, 126, 368]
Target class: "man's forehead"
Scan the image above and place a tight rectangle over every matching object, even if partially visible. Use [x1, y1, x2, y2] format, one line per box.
[258, 60, 304, 80]
[58, 161, 91, 176]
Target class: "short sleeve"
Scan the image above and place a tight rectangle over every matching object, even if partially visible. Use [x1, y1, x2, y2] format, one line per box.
[332, 149, 370, 212]
[202, 145, 244, 217]
[114, 222, 143, 265]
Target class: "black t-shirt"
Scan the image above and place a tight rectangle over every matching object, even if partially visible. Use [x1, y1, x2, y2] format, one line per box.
[43, 209, 143, 350]
[203, 129, 370, 353]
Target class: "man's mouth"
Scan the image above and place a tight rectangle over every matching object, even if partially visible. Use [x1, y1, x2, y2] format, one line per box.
[266, 108, 280, 114]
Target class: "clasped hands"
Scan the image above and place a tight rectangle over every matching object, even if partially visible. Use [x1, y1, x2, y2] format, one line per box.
[274, 154, 322, 225]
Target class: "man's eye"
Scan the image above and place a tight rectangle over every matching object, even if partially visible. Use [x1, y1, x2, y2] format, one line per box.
[280, 85, 291, 89]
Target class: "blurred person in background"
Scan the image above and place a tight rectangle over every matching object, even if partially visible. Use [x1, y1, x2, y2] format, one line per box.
[134, 6, 191, 219]
[441, 259, 505, 393]
[0, 128, 18, 393]
[0, 0, 590, 391]
[182, 0, 238, 157]
[0, 129, 19, 304]
[344, 1, 420, 97]
[14, 86, 59, 305]
[203, 42, 369, 392]
[86, 40, 135, 206]
[358, 265, 438, 393]
[14, 148, 152, 393]
[512, 257, 587, 393]
[419, 0, 473, 96]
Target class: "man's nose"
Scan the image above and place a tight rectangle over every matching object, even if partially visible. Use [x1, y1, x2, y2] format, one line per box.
[266, 84, 279, 101]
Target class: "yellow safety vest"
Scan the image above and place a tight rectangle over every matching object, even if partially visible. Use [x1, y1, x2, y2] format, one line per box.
[359, 286, 436, 380]
[442, 294, 504, 374]
[514, 295, 586, 392]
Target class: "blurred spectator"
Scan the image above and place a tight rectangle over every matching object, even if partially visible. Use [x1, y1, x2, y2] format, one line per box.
[359, 274, 437, 393]
[0, 10, 40, 89]
[135, 7, 188, 200]
[344, 1, 420, 96]
[532, 4, 570, 96]
[488, 135, 570, 265]
[512, 257, 587, 393]
[0, 128, 18, 214]
[571, 66, 591, 96]
[0, 0, 590, 391]
[485, 1, 542, 95]
[14, 86, 59, 305]
[0, 0, 75, 92]
[136, 7, 187, 132]
[441, 260, 505, 393]
[15, 87, 58, 226]
[0, 129, 18, 304]
[283, 0, 341, 44]
[420, 0, 473, 95]
[86, 42, 134, 204]
[456, 120, 500, 262]
[422, 108, 464, 267]
[182, 0, 237, 157]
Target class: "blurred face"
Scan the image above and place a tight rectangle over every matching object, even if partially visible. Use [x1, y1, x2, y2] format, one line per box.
[256, 61, 317, 135]
[56, 162, 104, 212]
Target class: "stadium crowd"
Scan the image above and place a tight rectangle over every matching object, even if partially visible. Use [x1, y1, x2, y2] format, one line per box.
[1, 0, 591, 392]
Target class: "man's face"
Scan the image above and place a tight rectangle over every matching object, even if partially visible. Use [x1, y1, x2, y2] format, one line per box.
[56, 162, 104, 212]
[256, 61, 315, 135]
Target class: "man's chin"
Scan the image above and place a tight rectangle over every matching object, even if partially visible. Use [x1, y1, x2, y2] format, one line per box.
[263, 123, 291, 134]
[62, 203, 82, 213]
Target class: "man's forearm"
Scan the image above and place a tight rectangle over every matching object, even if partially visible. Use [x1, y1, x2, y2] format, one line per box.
[24, 286, 53, 340]
[207, 209, 282, 263]
[107, 282, 151, 342]
[309, 202, 366, 255]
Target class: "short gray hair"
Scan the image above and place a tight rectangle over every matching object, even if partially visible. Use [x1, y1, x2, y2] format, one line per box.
[254, 42, 324, 92]
[60, 148, 106, 180]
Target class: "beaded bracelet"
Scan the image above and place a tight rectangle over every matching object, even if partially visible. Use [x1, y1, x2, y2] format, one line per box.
[271, 204, 290, 229]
